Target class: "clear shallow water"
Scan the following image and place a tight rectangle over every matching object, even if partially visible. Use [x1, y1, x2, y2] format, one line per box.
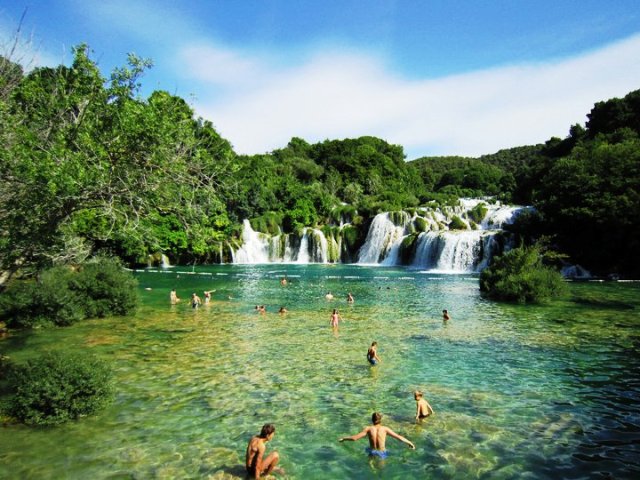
[0, 264, 639, 479]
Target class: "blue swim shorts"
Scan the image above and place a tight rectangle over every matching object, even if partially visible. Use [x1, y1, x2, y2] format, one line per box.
[366, 448, 389, 458]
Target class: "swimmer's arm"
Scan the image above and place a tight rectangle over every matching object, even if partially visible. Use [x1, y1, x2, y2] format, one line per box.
[426, 401, 434, 415]
[386, 428, 415, 449]
[339, 428, 368, 442]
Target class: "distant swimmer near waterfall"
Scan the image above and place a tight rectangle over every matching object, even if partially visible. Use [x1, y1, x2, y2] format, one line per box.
[191, 293, 202, 309]
[170, 289, 180, 304]
[339, 412, 415, 458]
[442, 309, 451, 321]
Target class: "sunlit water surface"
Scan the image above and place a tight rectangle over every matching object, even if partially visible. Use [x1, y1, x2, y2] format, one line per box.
[1, 265, 639, 479]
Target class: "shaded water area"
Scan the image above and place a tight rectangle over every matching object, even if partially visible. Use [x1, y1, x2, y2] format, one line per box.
[1, 264, 639, 479]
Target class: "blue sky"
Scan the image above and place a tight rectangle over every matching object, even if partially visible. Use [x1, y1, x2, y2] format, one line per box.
[1, 1, 639, 159]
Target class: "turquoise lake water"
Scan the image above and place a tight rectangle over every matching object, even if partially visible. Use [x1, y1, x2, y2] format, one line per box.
[0, 264, 639, 479]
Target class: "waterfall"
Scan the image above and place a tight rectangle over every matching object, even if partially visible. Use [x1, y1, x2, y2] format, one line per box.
[358, 212, 410, 264]
[233, 219, 270, 263]
[296, 231, 310, 263]
[231, 200, 526, 269]
[233, 222, 330, 264]
[160, 254, 171, 268]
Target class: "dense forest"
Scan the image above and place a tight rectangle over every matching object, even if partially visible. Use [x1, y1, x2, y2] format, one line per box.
[1, 46, 639, 280]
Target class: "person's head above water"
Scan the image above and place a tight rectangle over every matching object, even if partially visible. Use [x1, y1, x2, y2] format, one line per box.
[259, 423, 276, 439]
[371, 412, 382, 425]
[414, 391, 423, 400]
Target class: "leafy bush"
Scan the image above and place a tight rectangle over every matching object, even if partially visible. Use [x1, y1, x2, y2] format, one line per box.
[468, 203, 488, 223]
[0, 257, 138, 328]
[449, 215, 468, 230]
[71, 257, 139, 317]
[250, 212, 283, 235]
[480, 245, 568, 303]
[3, 351, 114, 425]
[414, 217, 428, 232]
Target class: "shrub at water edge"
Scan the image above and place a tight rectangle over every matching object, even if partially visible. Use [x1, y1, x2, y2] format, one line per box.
[0, 257, 138, 328]
[2, 351, 114, 426]
[479, 245, 567, 303]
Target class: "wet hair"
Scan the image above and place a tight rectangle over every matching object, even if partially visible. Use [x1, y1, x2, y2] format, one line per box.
[259, 423, 275, 438]
[372, 412, 382, 425]
[333, 308, 338, 314]
[414, 391, 423, 398]
[371, 341, 377, 346]
[443, 309, 448, 313]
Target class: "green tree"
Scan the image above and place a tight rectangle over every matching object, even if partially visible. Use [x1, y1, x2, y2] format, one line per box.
[480, 245, 568, 303]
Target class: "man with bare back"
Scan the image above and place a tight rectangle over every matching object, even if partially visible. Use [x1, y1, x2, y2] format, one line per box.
[338, 412, 415, 458]
[245, 423, 281, 478]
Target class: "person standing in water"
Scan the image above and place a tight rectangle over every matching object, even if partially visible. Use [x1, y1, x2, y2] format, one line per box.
[191, 293, 202, 309]
[204, 290, 214, 304]
[331, 308, 341, 329]
[442, 309, 451, 321]
[347, 292, 355, 303]
[338, 412, 415, 458]
[414, 391, 434, 420]
[170, 289, 180, 305]
[245, 423, 282, 479]
[367, 342, 381, 365]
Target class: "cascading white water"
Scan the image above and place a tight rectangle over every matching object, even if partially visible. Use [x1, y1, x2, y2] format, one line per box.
[296, 231, 310, 263]
[231, 199, 526, 270]
[233, 219, 270, 263]
[358, 212, 410, 264]
[233, 223, 331, 264]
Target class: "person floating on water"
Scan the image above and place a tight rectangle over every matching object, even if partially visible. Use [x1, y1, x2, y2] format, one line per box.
[338, 412, 415, 458]
[442, 309, 451, 321]
[191, 293, 202, 309]
[280, 277, 288, 286]
[170, 289, 180, 305]
[331, 308, 341, 329]
[347, 292, 355, 303]
[414, 391, 434, 421]
[325, 291, 334, 300]
[367, 342, 381, 365]
[246, 423, 283, 479]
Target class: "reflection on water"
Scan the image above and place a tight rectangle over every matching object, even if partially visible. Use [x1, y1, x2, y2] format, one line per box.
[1, 265, 639, 479]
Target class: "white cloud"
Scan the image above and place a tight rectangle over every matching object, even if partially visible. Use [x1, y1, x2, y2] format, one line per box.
[178, 32, 639, 158]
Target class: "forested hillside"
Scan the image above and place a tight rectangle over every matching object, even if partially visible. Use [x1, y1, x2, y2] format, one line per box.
[1, 47, 638, 279]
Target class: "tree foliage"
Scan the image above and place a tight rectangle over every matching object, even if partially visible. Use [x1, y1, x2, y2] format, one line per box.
[2, 351, 114, 425]
[0, 257, 138, 328]
[0, 45, 235, 281]
[480, 245, 567, 303]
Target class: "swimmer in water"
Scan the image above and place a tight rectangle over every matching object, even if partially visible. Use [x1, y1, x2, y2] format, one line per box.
[339, 412, 415, 458]
[414, 391, 434, 421]
[331, 308, 341, 329]
[367, 342, 381, 365]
